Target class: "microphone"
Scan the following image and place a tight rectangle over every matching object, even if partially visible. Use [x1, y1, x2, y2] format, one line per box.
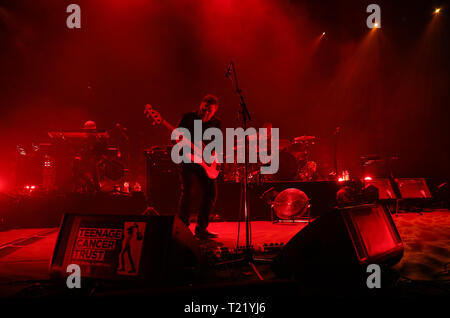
[225, 62, 232, 77]
[334, 126, 341, 135]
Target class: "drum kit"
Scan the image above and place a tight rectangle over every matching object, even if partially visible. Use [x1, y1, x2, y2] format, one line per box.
[17, 126, 130, 193]
[223, 134, 318, 183]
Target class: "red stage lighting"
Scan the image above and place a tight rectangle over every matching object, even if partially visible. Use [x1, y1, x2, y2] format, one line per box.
[24, 185, 37, 192]
[364, 176, 373, 181]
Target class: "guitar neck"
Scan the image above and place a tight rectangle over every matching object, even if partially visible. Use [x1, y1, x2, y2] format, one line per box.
[161, 119, 200, 151]
[161, 119, 176, 132]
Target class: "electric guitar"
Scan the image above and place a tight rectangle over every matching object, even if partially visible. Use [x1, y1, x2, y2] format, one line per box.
[144, 104, 221, 179]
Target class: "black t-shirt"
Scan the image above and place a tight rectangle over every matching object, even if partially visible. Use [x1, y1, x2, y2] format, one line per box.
[177, 111, 221, 169]
[178, 111, 221, 145]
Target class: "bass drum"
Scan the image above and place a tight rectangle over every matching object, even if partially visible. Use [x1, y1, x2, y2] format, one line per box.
[266, 150, 298, 181]
[100, 159, 125, 181]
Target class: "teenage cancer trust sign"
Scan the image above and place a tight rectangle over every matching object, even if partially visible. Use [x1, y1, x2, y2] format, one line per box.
[69, 221, 146, 278]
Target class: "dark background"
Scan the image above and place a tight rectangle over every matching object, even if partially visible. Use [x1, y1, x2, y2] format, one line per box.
[0, 0, 449, 192]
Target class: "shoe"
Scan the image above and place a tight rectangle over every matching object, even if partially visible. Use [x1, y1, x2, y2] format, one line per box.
[195, 228, 218, 240]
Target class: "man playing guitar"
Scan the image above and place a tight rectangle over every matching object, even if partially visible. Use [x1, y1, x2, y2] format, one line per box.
[177, 94, 221, 239]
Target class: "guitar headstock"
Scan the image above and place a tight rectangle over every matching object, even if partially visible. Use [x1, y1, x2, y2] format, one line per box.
[144, 104, 163, 125]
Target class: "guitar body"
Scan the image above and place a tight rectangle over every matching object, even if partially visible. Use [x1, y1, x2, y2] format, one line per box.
[185, 153, 221, 179]
[144, 104, 221, 179]
[204, 163, 220, 179]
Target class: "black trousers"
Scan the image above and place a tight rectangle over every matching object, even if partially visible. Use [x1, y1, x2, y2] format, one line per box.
[179, 165, 217, 231]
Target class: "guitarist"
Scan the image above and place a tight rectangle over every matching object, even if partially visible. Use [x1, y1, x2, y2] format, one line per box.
[177, 94, 221, 239]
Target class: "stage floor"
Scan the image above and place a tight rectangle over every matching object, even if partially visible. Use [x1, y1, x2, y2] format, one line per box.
[0, 210, 448, 297]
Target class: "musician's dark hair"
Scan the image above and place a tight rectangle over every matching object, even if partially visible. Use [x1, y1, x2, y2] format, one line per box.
[201, 94, 219, 107]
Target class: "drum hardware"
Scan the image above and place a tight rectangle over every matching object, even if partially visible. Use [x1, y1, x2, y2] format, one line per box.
[223, 163, 261, 183]
[297, 160, 318, 182]
[269, 150, 299, 181]
[259, 135, 318, 182]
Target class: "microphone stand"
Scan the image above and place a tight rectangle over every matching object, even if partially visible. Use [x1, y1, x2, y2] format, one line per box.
[333, 126, 340, 180]
[217, 61, 269, 280]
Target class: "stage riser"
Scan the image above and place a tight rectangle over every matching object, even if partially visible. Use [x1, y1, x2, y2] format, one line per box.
[215, 181, 339, 221]
[0, 194, 147, 229]
[146, 166, 340, 220]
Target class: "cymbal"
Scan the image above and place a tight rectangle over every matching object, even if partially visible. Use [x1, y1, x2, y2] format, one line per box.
[360, 154, 382, 161]
[232, 139, 291, 151]
[293, 136, 315, 142]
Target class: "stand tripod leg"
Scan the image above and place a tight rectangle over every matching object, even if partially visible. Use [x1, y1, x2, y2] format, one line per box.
[248, 261, 263, 281]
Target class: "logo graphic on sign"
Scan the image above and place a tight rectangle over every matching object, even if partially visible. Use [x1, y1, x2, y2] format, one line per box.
[67, 220, 146, 278]
[117, 222, 146, 276]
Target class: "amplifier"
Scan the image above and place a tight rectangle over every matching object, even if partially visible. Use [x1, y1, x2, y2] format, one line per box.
[395, 178, 432, 199]
[145, 147, 180, 214]
[364, 178, 397, 199]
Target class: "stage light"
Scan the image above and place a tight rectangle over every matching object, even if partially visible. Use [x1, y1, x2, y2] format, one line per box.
[364, 176, 373, 181]
[322, 32, 325, 36]
[17, 145, 26, 156]
[434, 8, 441, 14]
[373, 22, 379, 28]
[24, 185, 37, 192]
[338, 177, 344, 182]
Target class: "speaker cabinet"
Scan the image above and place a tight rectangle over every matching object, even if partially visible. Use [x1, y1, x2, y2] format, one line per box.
[51, 214, 201, 283]
[364, 178, 397, 199]
[145, 149, 181, 214]
[395, 178, 432, 199]
[272, 204, 403, 287]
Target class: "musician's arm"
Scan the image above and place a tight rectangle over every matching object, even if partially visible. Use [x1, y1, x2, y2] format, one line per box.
[172, 114, 188, 143]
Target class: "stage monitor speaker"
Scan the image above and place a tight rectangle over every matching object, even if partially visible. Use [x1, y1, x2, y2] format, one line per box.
[272, 204, 403, 288]
[395, 178, 432, 199]
[364, 178, 397, 199]
[50, 214, 201, 284]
